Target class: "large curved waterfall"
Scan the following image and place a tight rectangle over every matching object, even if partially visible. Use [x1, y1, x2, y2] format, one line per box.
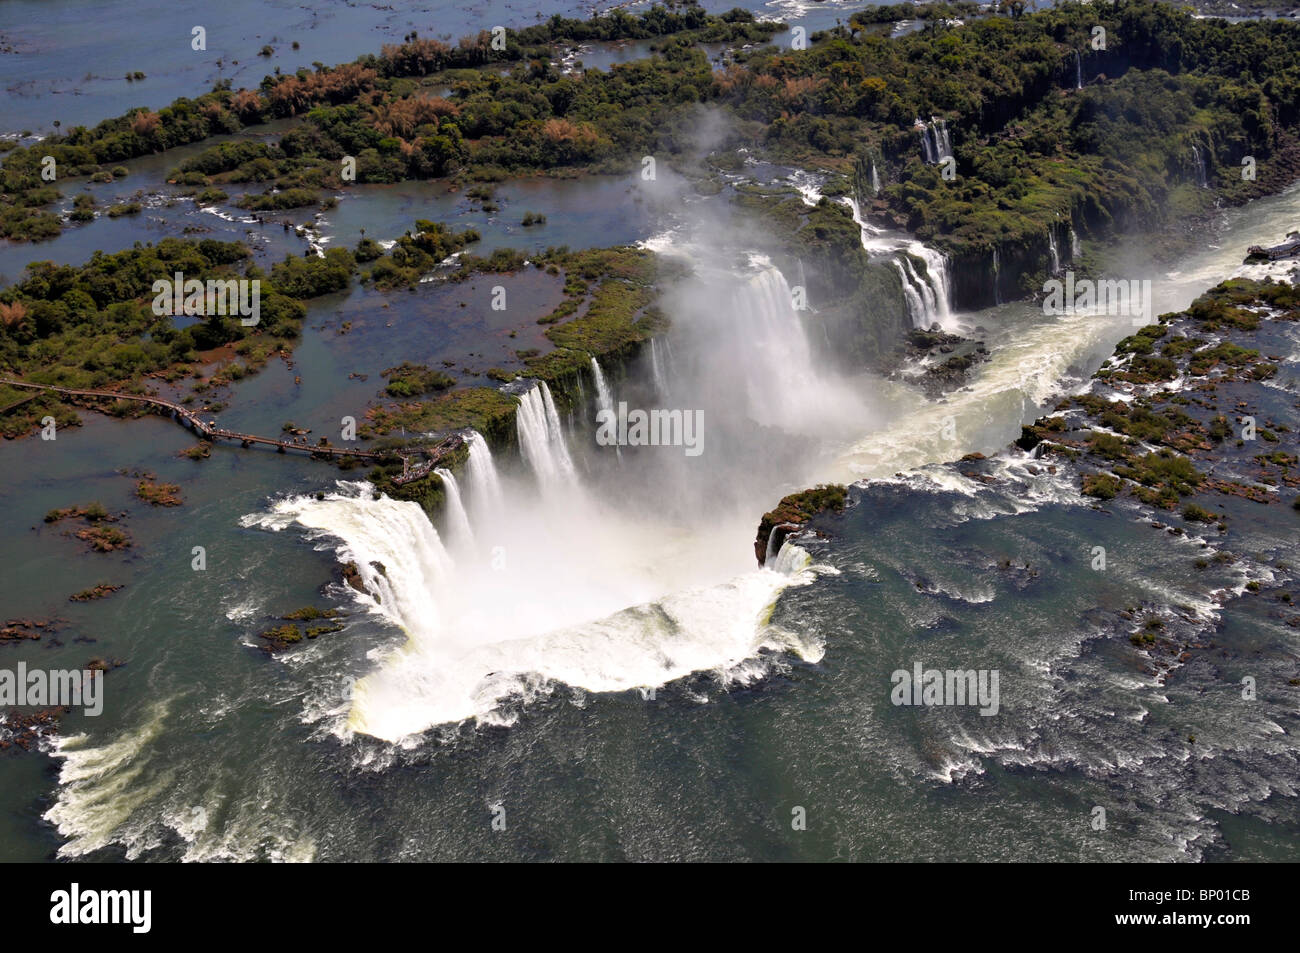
[247, 255, 876, 741]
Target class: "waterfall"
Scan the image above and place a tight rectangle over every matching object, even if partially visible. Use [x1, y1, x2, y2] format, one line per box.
[871, 160, 881, 195]
[249, 480, 818, 740]
[465, 431, 504, 519]
[916, 118, 951, 165]
[992, 247, 1002, 305]
[434, 467, 474, 548]
[891, 252, 951, 329]
[934, 118, 952, 160]
[1075, 49, 1083, 90]
[903, 257, 939, 321]
[915, 119, 935, 164]
[1070, 225, 1082, 261]
[910, 244, 951, 321]
[649, 338, 668, 395]
[1047, 226, 1060, 274]
[1191, 144, 1209, 189]
[843, 193, 951, 325]
[245, 254, 855, 741]
[590, 358, 614, 419]
[516, 382, 576, 491]
[712, 261, 854, 430]
[590, 357, 621, 461]
[892, 260, 928, 328]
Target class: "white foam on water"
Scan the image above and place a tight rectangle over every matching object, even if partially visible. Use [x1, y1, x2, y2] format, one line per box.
[246, 483, 820, 741]
[43, 702, 173, 858]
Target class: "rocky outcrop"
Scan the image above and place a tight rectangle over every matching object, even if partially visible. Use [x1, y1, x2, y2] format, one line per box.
[897, 328, 990, 397]
[0, 707, 66, 751]
[1246, 230, 1300, 262]
[754, 485, 848, 565]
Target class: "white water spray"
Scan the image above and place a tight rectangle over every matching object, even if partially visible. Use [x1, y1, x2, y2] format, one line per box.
[465, 431, 504, 521]
[1191, 144, 1210, 189]
[591, 358, 615, 417]
[649, 338, 668, 396]
[433, 468, 474, 549]
[516, 382, 576, 492]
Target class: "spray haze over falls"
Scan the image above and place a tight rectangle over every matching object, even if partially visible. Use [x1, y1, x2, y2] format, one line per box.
[241, 171, 1300, 743]
[249, 233, 882, 741]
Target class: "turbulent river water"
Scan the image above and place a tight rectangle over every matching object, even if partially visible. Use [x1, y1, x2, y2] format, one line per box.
[1, 0, 1298, 861]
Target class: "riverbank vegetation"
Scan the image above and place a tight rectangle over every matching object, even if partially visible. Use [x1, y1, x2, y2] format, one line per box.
[1035, 278, 1298, 511]
[0, 237, 333, 436]
[4, 2, 1296, 276]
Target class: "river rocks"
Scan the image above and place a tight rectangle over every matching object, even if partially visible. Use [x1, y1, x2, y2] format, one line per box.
[258, 616, 345, 653]
[74, 525, 132, 552]
[179, 442, 211, 460]
[134, 478, 182, 506]
[0, 618, 61, 642]
[0, 707, 66, 752]
[281, 606, 341, 622]
[69, 583, 124, 602]
[1033, 276, 1297, 513]
[896, 328, 990, 397]
[341, 561, 367, 594]
[44, 502, 113, 524]
[1245, 229, 1300, 262]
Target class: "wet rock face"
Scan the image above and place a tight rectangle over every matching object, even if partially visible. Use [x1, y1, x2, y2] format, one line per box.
[893, 328, 989, 398]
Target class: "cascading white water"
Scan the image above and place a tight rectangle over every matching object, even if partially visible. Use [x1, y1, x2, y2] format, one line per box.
[590, 357, 614, 419]
[242, 228, 899, 742]
[465, 431, 504, 520]
[1191, 144, 1210, 189]
[649, 338, 668, 395]
[992, 247, 1002, 305]
[516, 381, 576, 491]
[916, 119, 935, 164]
[842, 195, 873, 246]
[891, 259, 929, 327]
[730, 264, 840, 429]
[251, 455, 822, 739]
[934, 118, 952, 160]
[589, 357, 620, 460]
[901, 257, 939, 324]
[871, 160, 882, 195]
[910, 244, 951, 321]
[433, 467, 474, 549]
[1048, 226, 1060, 274]
[1075, 49, 1083, 90]
[1070, 225, 1082, 261]
[843, 194, 952, 326]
